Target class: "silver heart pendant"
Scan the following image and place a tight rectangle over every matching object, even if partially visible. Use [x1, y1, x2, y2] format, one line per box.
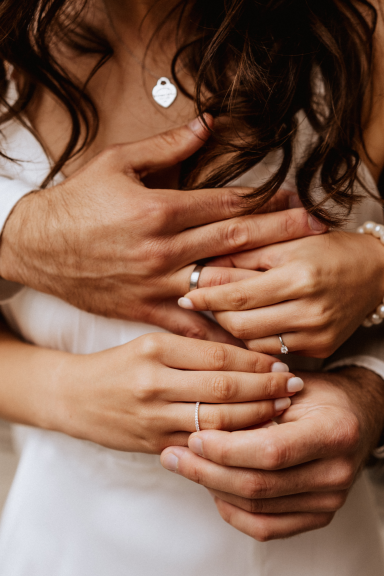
[152, 77, 177, 108]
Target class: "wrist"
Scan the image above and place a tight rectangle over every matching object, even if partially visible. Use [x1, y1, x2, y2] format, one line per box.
[331, 366, 384, 455]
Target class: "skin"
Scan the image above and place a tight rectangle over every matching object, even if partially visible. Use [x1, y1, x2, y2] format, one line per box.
[0, 324, 301, 452]
[0, 0, 383, 545]
[161, 367, 384, 540]
[178, 230, 384, 357]
[0, 119, 324, 345]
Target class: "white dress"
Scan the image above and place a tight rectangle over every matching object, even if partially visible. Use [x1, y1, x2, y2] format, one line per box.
[0, 118, 384, 576]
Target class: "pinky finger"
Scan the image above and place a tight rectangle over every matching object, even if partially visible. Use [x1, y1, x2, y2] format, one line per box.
[214, 498, 334, 541]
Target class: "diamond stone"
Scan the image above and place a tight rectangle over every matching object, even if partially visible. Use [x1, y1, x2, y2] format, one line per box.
[280, 345, 288, 354]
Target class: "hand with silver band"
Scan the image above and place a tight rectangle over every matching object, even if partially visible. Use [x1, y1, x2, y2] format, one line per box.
[45, 332, 303, 453]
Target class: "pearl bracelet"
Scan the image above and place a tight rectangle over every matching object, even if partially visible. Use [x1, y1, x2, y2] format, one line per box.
[357, 221, 384, 327]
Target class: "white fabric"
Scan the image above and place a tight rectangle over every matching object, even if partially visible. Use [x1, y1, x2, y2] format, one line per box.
[1, 121, 384, 575]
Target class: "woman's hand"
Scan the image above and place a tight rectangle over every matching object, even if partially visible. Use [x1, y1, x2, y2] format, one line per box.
[161, 367, 384, 540]
[0, 119, 325, 346]
[54, 333, 302, 453]
[179, 231, 384, 357]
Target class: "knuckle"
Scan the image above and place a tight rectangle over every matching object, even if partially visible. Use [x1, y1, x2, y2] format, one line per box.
[326, 491, 348, 511]
[241, 471, 271, 499]
[203, 344, 229, 371]
[157, 129, 180, 150]
[226, 219, 251, 250]
[331, 460, 355, 490]
[261, 438, 288, 470]
[182, 323, 208, 341]
[311, 333, 335, 359]
[228, 287, 250, 309]
[333, 414, 360, 453]
[252, 519, 275, 542]
[296, 263, 318, 295]
[262, 375, 281, 399]
[137, 333, 165, 359]
[210, 374, 235, 402]
[142, 241, 169, 274]
[98, 144, 121, 166]
[280, 210, 299, 238]
[226, 315, 248, 339]
[134, 371, 158, 402]
[315, 513, 335, 530]
[248, 499, 267, 514]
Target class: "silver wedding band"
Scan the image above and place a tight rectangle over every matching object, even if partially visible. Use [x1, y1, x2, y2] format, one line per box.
[278, 334, 289, 354]
[195, 402, 200, 432]
[189, 264, 204, 291]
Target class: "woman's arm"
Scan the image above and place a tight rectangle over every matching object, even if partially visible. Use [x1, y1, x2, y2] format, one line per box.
[0, 318, 299, 453]
[0, 316, 68, 429]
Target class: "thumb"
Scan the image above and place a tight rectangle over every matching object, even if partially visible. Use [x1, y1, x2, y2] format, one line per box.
[125, 114, 213, 176]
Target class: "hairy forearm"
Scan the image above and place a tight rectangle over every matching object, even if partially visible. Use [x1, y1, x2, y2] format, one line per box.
[0, 318, 68, 430]
[324, 366, 384, 456]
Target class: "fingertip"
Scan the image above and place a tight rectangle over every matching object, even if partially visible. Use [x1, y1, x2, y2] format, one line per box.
[308, 214, 328, 233]
[178, 297, 195, 310]
[188, 114, 213, 139]
[271, 362, 290, 373]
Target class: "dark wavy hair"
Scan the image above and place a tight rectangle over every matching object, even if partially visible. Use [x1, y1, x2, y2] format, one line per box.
[0, 0, 379, 225]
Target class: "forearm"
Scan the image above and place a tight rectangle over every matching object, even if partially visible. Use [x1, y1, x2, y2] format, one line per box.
[320, 366, 384, 457]
[0, 317, 68, 430]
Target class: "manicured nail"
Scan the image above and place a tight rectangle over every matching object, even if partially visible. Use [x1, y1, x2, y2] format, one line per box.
[271, 362, 289, 373]
[287, 377, 304, 393]
[274, 397, 291, 411]
[161, 453, 179, 472]
[188, 117, 204, 134]
[189, 436, 203, 456]
[178, 297, 195, 310]
[308, 214, 327, 232]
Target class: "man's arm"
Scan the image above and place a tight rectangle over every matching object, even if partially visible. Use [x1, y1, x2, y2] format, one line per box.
[0, 121, 322, 341]
[160, 367, 384, 541]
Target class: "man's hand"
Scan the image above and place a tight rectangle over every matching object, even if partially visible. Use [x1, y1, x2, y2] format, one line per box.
[0, 118, 324, 343]
[160, 367, 384, 541]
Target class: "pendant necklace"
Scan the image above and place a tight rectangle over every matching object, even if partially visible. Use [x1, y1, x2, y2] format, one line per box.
[105, 6, 179, 108]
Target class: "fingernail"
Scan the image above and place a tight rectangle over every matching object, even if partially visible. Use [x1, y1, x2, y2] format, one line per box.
[178, 297, 195, 310]
[161, 453, 179, 472]
[271, 362, 289, 373]
[289, 194, 302, 208]
[287, 377, 304, 393]
[188, 117, 204, 134]
[189, 436, 203, 456]
[308, 214, 327, 232]
[274, 397, 291, 411]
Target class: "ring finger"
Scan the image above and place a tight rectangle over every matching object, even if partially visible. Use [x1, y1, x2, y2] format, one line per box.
[215, 301, 309, 340]
[245, 332, 313, 356]
[166, 399, 292, 433]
